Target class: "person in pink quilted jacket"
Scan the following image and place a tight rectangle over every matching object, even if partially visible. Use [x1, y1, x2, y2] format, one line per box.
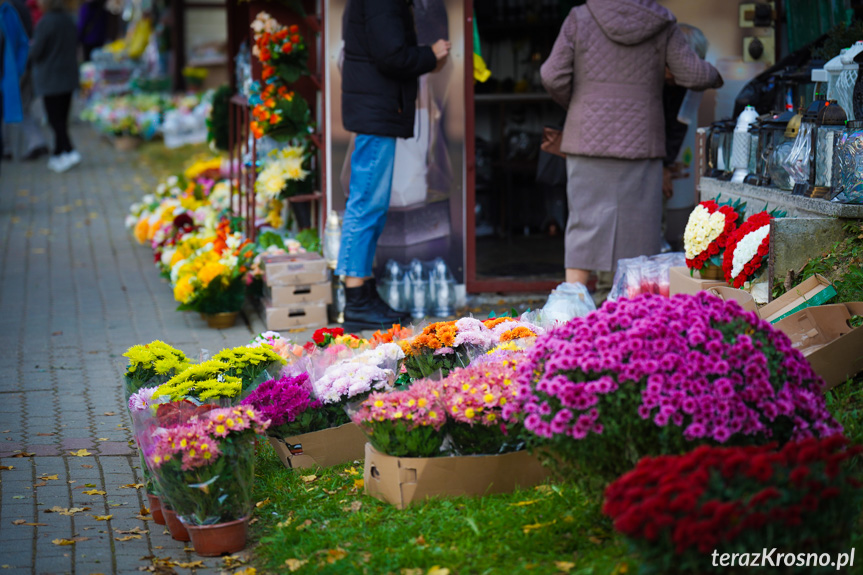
[540, 0, 722, 287]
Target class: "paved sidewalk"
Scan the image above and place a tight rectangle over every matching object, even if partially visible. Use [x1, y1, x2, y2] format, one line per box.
[0, 125, 272, 575]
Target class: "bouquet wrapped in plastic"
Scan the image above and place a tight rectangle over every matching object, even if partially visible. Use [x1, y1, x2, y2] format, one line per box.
[148, 406, 269, 526]
[122, 341, 192, 400]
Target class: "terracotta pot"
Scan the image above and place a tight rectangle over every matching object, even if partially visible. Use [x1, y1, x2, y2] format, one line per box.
[698, 264, 724, 280]
[186, 516, 249, 557]
[147, 494, 166, 525]
[162, 508, 191, 542]
[113, 135, 141, 151]
[201, 311, 239, 329]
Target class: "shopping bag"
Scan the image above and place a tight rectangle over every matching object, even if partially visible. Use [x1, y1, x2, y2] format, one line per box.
[391, 107, 431, 207]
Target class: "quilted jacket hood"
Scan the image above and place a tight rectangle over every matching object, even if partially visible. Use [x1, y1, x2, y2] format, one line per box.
[586, 0, 675, 46]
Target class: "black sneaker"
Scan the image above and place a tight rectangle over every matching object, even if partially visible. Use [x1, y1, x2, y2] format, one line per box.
[341, 283, 400, 332]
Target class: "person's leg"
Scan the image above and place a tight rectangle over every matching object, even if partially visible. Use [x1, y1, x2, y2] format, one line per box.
[54, 92, 74, 154]
[336, 134, 396, 282]
[43, 94, 63, 157]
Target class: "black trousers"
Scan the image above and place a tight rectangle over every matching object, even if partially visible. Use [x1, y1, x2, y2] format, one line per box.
[43, 92, 74, 156]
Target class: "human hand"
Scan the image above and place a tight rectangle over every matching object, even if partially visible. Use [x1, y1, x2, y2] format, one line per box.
[432, 39, 451, 61]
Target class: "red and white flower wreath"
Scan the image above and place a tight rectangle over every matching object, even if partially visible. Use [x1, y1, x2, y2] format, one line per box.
[722, 211, 771, 288]
[683, 200, 740, 271]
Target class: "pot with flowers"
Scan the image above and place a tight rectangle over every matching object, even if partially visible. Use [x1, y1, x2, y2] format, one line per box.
[249, 82, 312, 142]
[683, 198, 745, 279]
[515, 292, 842, 488]
[603, 436, 862, 574]
[171, 220, 256, 328]
[251, 11, 309, 84]
[148, 406, 270, 556]
[122, 341, 192, 521]
[254, 143, 315, 229]
[440, 358, 524, 455]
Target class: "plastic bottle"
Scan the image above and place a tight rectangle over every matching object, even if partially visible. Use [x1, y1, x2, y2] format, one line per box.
[731, 105, 759, 183]
[323, 211, 341, 269]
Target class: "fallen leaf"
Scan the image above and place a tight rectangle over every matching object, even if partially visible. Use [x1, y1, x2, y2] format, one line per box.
[11, 520, 26, 525]
[588, 536, 603, 545]
[174, 561, 204, 568]
[51, 537, 89, 545]
[81, 465, 93, 469]
[255, 498, 270, 508]
[183, 547, 195, 552]
[12, 496, 25, 499]
[222, 555, 247, 569]
[39, 474, 59, 481]
[70, 449, 92, 457]
[300, 474, 317, 483]
[11, 452, 35, 457]
[322, 488, 339, 495]
[346, 467, 360, 476]
[427, 567, 451, 575]
[0, 466, 13, 470]
[23, 523, 47, 526]
[97, 438, 109, 441]
[68, 480, 76, 484]
[115, 526, 148, 535]
[284, 559, 308, 572]
[84, 483, 96, 487]
[522, 520, 557, 534]
[134, 515, 151, 521]
[83, 489, 106, 495]
[295, 519, 312, 531]
[93, 515, 113, 521]
[45, 506, 90, 516]
[353, 479, 364, 489]
[103, 412, 116, 416]
[114, 535, 141, 541]
[36, 433, 55, 437]
[326, 548, 348, 563]
[232, 568, 256, 575]
[534, 485, 553, 494]
[401, 569, 423, 575]
[119, 483, 144, 490]
[415, 535, 426, 546]
[509, 500, 538, 507]
[555, 561, 575, 573]
[33, 482, 47, 487]
[341, 501, 362, 513]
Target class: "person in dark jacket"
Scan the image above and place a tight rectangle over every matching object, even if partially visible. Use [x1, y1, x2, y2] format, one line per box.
[338, 0, 450, 329]
[77, 0, 108, 62]
[30, 0, 79, 173]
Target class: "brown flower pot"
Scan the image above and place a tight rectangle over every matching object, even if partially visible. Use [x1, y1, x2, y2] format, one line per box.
[113, 135, 141, 151]
[147, 494, 166, 525]
[201, 311, 239, 329]
[162, 508, 191, 541]
[186, 516, 249, 557]
[697, 264, 724, 280]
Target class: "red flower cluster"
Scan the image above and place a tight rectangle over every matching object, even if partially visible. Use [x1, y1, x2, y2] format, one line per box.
[722, 211, 771, 288]
[685, 200, 740, 271]
[311, 327, 346, 347]
[255, 24, 303, 81]
[250, 83, 295, 139]
[603, 435, 861, 558]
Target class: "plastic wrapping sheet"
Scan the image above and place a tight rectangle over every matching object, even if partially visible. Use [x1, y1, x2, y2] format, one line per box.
[608, 253, 686, 301]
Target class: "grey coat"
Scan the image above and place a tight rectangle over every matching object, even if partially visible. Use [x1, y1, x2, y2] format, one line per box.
[30, 10, 78, 96]
[540, 0, 722, 160]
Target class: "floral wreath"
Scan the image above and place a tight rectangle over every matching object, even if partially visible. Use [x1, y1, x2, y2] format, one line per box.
[683, 200, 740, 271]
[722, 211, 771, 288]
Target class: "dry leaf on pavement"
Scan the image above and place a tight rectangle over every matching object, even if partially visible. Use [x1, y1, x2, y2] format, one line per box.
[119, 483, 144, 489]
[93, 515, 113, 521]
[83, 489, 106, 495]
[51, 537, 89, 545]
[115, 535, 142, 541]
[69, 449, 92, 457]
[45, 506, 90, 516]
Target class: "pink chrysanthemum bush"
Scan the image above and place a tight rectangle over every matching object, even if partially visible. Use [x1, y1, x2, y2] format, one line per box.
[440, 356, 524, 455]
[516, 292, 842, 483]
[603, 436, 862, 574]
[351, 380, 446, 457]
[148, 406, 270, 525]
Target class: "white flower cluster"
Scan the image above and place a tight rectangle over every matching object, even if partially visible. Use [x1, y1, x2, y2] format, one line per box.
[250, 12, 280, 57]
[683, 205, 727, 259]
[730, 224, 770, 279]
[255, 146, 309, 201]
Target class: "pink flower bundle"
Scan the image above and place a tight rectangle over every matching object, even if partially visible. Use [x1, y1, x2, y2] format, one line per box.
[516, 292, 842, 481]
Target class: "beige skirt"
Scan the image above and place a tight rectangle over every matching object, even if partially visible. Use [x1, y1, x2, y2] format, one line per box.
[565, 155, 663, 272]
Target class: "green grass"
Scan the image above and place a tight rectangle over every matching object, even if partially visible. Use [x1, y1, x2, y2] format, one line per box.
[248, 442, 635, 575]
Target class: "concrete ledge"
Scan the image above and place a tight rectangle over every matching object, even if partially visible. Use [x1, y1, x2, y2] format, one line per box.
[699, 177, 863, 219]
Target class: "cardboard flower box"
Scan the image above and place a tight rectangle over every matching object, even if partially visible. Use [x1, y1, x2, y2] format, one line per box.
[706, 274, 837, 324]
[363, 443, 549, 509]
[669, 266, 728, 296]
[263, 281, 332, 306]
[773, 302, 863, 391]
[262, 253, 328, 286]
[261, 298, 328, 331]
[267, 423, 368, 469]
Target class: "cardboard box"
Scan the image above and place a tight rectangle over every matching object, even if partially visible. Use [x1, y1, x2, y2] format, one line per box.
[267, 423, 368, 469]
[261, 299, 327, 331]
[263, 253, 328, 286]
[707, 286, 758, 313]
[669, 266, 728, 296]
[264, 281, 332, 306]
[758, 274, 837, 324]
[773, 302, 863, 390]
[363, 443, 549, 509]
